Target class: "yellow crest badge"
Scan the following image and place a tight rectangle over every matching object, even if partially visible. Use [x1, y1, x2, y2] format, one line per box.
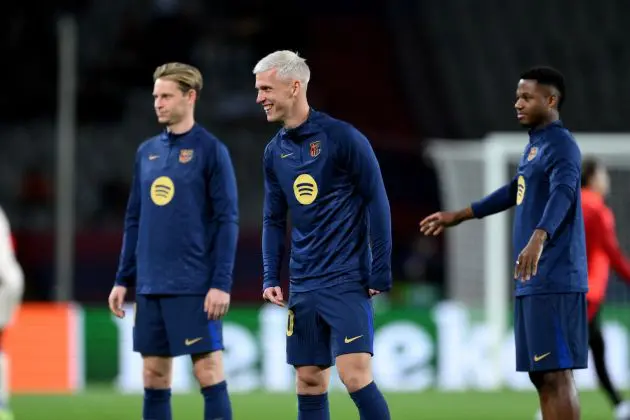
[309, 141, 321, 158]
[527, 147, 538, 162]
[179, 149, 194, 164]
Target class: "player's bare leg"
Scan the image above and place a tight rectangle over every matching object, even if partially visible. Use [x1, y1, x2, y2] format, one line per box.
[0, 329, 11, 420]
[296, 365, 330, 394]
[143, 356, 173, 420]
[295, 365, 331, 419]
[336, 353, 390, 420]
[530, 370, 580, 420]
[192, 351, 232, 420]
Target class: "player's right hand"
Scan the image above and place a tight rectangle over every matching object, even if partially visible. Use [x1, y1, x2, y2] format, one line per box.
[419, 211, 460, 236]
[108, 285, 128, 318]
[262, 286, 285, 307]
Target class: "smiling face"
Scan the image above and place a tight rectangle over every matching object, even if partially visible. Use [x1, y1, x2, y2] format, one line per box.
[255, 68, 301, 124]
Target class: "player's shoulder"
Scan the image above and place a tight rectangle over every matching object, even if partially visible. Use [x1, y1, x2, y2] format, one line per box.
[310, 111, 370, 156]
[137, 133, 164, 155]
[311, 110, 364, 139]
[193, 124, 229, 151]
[545, 122, 580, 157]
[547, 124, 576, 142]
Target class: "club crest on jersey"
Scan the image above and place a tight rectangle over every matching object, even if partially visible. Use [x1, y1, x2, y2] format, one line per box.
[527, 147, 538, 162]
[310, 141, 321, 158]
[179, 149, 194, 164]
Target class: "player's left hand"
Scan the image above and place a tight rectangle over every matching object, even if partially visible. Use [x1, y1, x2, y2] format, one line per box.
[369, 289, 381, 296]
[204, 288, 230, 320]
[515, 229, 547, 282]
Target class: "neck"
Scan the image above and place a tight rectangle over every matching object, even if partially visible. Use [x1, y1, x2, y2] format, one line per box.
[283, 101, 310, 129]
[167, 115, 195, 135]
[533, 111, 559, 130]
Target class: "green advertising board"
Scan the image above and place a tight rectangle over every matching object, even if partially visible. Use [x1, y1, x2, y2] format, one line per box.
[82, 302, 630, 393]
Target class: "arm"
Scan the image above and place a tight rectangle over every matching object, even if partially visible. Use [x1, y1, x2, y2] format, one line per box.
[470, 176, 518, 219]
[339, 126, 392, 291]
[0, 208, 24, 292]
[115, 152, 142, 288]
[598, 209, 630, 282]
[262, 144, 288, 291]
[535, 139, 581, 239]
[208, 143, 239, 293]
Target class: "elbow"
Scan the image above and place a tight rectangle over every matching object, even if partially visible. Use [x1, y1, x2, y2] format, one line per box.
[217, 214, 239, 225]
[554, 184, 575, 202]
[263, 217, 286, 230]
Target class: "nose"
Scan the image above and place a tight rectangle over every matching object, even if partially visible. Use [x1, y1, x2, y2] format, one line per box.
[515, 99, 524, 110]
[256, 91, 265, 104]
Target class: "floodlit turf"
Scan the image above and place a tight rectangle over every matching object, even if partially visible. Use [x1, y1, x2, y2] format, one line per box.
[11, 387, 617, 419]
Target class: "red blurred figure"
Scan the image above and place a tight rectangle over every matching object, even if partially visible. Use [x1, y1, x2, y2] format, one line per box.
[580, 157, 630, 418]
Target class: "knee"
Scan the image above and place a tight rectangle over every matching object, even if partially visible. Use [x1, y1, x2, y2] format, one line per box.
[296, 367, 329, 395]
[336, 353, 372, 393]
[143, 357, 172, 388]
[529, 371, 569, 393]
[192, 351, 225, 387]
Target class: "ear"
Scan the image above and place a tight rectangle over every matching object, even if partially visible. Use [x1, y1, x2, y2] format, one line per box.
[291, 80, 300, 97]
[186, 89, 197, 103]
[548, 93, 559, 109]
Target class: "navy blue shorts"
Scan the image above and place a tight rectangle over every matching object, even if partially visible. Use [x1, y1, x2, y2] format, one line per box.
[514, 292, 588, 372]
[286, 282, 375, 367]
[133, 294, 223, 357]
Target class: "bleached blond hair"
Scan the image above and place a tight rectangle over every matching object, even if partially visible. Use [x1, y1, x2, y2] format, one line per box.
[253, 50, 310, 85]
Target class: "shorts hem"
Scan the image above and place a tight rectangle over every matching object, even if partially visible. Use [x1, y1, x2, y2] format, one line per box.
[524, 364, 588, 373]
[171, 345, 224, 357]
[333, 350, 373, 358]
[134, 349, 172, 357]
[288, 359, 333, 368]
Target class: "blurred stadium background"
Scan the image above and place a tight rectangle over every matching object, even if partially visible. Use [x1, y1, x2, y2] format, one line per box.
[3, 0, 630, 418]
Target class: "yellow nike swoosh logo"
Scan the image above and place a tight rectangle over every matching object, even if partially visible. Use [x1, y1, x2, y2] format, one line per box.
[344, 335, 363, 344]
[185, 337, 203, 346]
[281, 153, 293, 158]
[533, 352, 551, 362]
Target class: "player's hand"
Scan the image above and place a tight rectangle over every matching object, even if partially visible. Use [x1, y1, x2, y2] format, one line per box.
[368, 289, 381, 296]
[262, 286, 285, 307]
[205, 288, 231, 320]
[108, 285, 127, 318]
[515, 229, 547, 282]
[419, 211, 462, 236]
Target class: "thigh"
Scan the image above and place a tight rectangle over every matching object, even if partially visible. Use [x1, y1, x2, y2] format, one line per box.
[133, 294, 170, 356]
[286, 290, 332, 367]
[523, 293, 589, 372]
[318, 283, 374, 360]
[514, 296, 530, 372]
[161, 295, 224, 357]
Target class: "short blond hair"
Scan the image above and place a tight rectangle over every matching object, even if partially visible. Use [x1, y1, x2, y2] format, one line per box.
[153, 62, 203, 94]
[253, 50, 310, 85]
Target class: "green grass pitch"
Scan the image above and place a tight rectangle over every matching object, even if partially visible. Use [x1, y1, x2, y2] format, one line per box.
[10, 387, 617, 419]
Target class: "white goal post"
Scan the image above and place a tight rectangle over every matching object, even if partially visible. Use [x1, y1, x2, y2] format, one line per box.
[426, 132, 630, 388]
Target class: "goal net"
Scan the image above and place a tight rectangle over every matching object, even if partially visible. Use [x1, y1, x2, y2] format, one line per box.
[426, 132, 630, 390]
